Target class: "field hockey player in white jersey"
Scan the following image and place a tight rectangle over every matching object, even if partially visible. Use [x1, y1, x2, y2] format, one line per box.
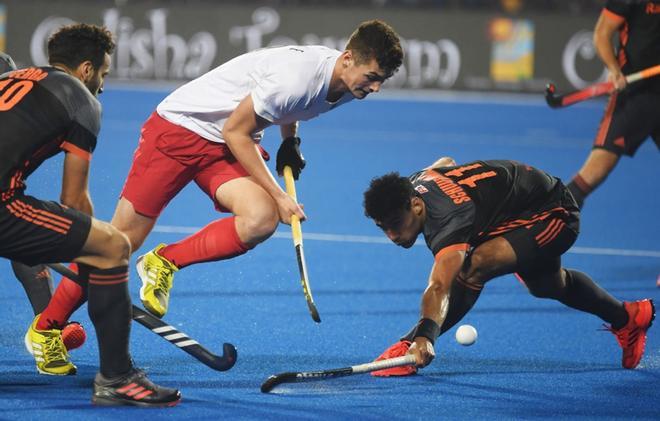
[37, 20, 403, 325]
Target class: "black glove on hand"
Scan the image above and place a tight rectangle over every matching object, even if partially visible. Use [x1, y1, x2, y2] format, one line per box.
[276, 136, 306, 180]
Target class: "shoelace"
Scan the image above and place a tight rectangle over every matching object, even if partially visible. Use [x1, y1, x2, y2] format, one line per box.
[155, 267, 173, 293]
[43, 335, 68, 364]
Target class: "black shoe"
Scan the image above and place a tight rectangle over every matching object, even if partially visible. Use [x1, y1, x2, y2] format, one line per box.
[92, 367, 181, 407]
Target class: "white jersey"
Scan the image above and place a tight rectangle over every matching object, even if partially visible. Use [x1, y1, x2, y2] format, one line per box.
[156, 45, 353, 144]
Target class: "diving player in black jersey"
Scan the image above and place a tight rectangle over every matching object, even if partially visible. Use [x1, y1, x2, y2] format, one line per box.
[364, 158, 654, 376]
[0, 23, 180, 407]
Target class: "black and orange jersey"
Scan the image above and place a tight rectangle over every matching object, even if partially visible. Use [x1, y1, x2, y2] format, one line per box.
[604, 0, 660, 92]
[0, 67, 100, 198]
[410, 160, 572, 257]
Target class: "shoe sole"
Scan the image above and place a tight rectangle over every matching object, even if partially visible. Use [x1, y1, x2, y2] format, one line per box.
[24, 331, 33, 355]
[36, 366, 77, 376]
[92, 395, 181, 408]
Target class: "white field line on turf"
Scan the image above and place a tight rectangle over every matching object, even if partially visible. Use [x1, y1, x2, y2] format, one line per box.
[153, 225, 660, 258]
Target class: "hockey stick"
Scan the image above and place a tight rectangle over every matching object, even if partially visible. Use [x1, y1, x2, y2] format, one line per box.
[47, 263, 237, 371]
[545, 64, 660, 108]
[260, 354, 417, 393]
[283, 166, 321, 323]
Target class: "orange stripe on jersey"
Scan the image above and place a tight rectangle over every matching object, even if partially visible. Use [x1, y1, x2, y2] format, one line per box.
[434, 243, 470, 261]
[618, 23, 629, 67]
[60, 141, 92, 161]
[6, 203, 68, 235]
[602, 8, 625, 24]
[594, 93, 617, 147]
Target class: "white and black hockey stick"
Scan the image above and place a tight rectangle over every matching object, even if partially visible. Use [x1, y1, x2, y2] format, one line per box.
[47, 263, 237, 371]
[260, 354, 417, 393]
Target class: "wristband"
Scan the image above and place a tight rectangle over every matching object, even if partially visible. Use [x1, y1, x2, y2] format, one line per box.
[414, 318, 441, 345]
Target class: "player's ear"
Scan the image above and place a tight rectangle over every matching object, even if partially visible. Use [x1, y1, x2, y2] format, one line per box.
[341, 50, 353, 68]
[411, 196, 425, 216]
[76, 60, 95, 83]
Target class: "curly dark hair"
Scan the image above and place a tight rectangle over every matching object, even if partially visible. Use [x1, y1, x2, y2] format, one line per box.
[346, 20, 403, 78]
[363, 172, 416, 225]
[47, 23, 115, 70]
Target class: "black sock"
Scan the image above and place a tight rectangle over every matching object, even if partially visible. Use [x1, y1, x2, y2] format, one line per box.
[12, 261, 54, 315]
[559, 269, 627, 328]
[87, 265, 132, 378]
[400, 275, 483, 341]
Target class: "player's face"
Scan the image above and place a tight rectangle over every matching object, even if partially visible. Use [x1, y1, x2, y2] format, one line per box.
[86, 53, 111, 96]
[376, 199, 424, 249]
[344, 57, 387, 99]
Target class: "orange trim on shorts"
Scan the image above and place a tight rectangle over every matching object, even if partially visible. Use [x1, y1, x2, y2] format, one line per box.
[483, 207, 566, 237]
[536, 219, 566, 247]
[13, 200, 73, 226]
[434, 243, 470, 261]
[594, 93, 617, 147]
[60, 141, 92, 161]
[6, 202, 71, 235]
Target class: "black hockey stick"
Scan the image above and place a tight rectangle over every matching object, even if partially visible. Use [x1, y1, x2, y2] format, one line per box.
[545, 64, 660, 108]
[260, 354, 416, 393]
[47, 263, 237, 371]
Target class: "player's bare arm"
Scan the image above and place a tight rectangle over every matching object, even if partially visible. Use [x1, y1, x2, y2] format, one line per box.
[410, 248, 466, 367]
[61, 151, 93, 215]
[594, 11, 626, 89]
[222, 94, 305, 224]
[280, 121, 299, 139]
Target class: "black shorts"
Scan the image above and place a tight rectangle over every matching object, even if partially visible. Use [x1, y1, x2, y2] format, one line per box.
[0, 193, 91, 265]
[497, 184, 580, 278]
[593, 89, 660, 157]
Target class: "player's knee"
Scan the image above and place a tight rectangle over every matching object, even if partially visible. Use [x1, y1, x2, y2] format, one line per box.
[106, 228, 131, 267]
[241, 206, 279, 245]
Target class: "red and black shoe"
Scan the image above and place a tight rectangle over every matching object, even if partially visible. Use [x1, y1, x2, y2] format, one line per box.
[92, 367, 181, 407]
[606, 299, 655, 369]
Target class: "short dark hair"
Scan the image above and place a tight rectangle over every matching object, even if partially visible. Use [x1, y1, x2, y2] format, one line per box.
[47, 23, 115, 70]
[363, 172, 416, 225]
[346, 20, 403, 78]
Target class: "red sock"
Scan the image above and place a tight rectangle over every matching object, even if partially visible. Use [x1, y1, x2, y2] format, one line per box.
[37, 263, 87, 330]
[160, 216, 250, 269]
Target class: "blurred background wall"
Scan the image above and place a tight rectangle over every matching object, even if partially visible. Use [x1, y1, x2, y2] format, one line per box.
[0, 0, 608, 93]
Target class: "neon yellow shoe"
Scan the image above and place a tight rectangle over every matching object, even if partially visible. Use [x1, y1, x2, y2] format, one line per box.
[26, 315, 77, 376]
[137, 244, 179, 318]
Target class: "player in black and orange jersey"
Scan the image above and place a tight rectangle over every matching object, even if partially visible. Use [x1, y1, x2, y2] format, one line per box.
[0, 51, 80, 349]
[363, 158, 654, 376]
[0, 24, 179, 407]
[567, 0, 660, 208]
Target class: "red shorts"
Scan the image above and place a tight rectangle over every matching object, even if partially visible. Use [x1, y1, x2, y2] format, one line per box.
[121, 112, 269, 218]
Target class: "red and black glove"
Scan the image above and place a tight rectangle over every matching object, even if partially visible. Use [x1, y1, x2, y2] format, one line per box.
[371, 340, 418, 377]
